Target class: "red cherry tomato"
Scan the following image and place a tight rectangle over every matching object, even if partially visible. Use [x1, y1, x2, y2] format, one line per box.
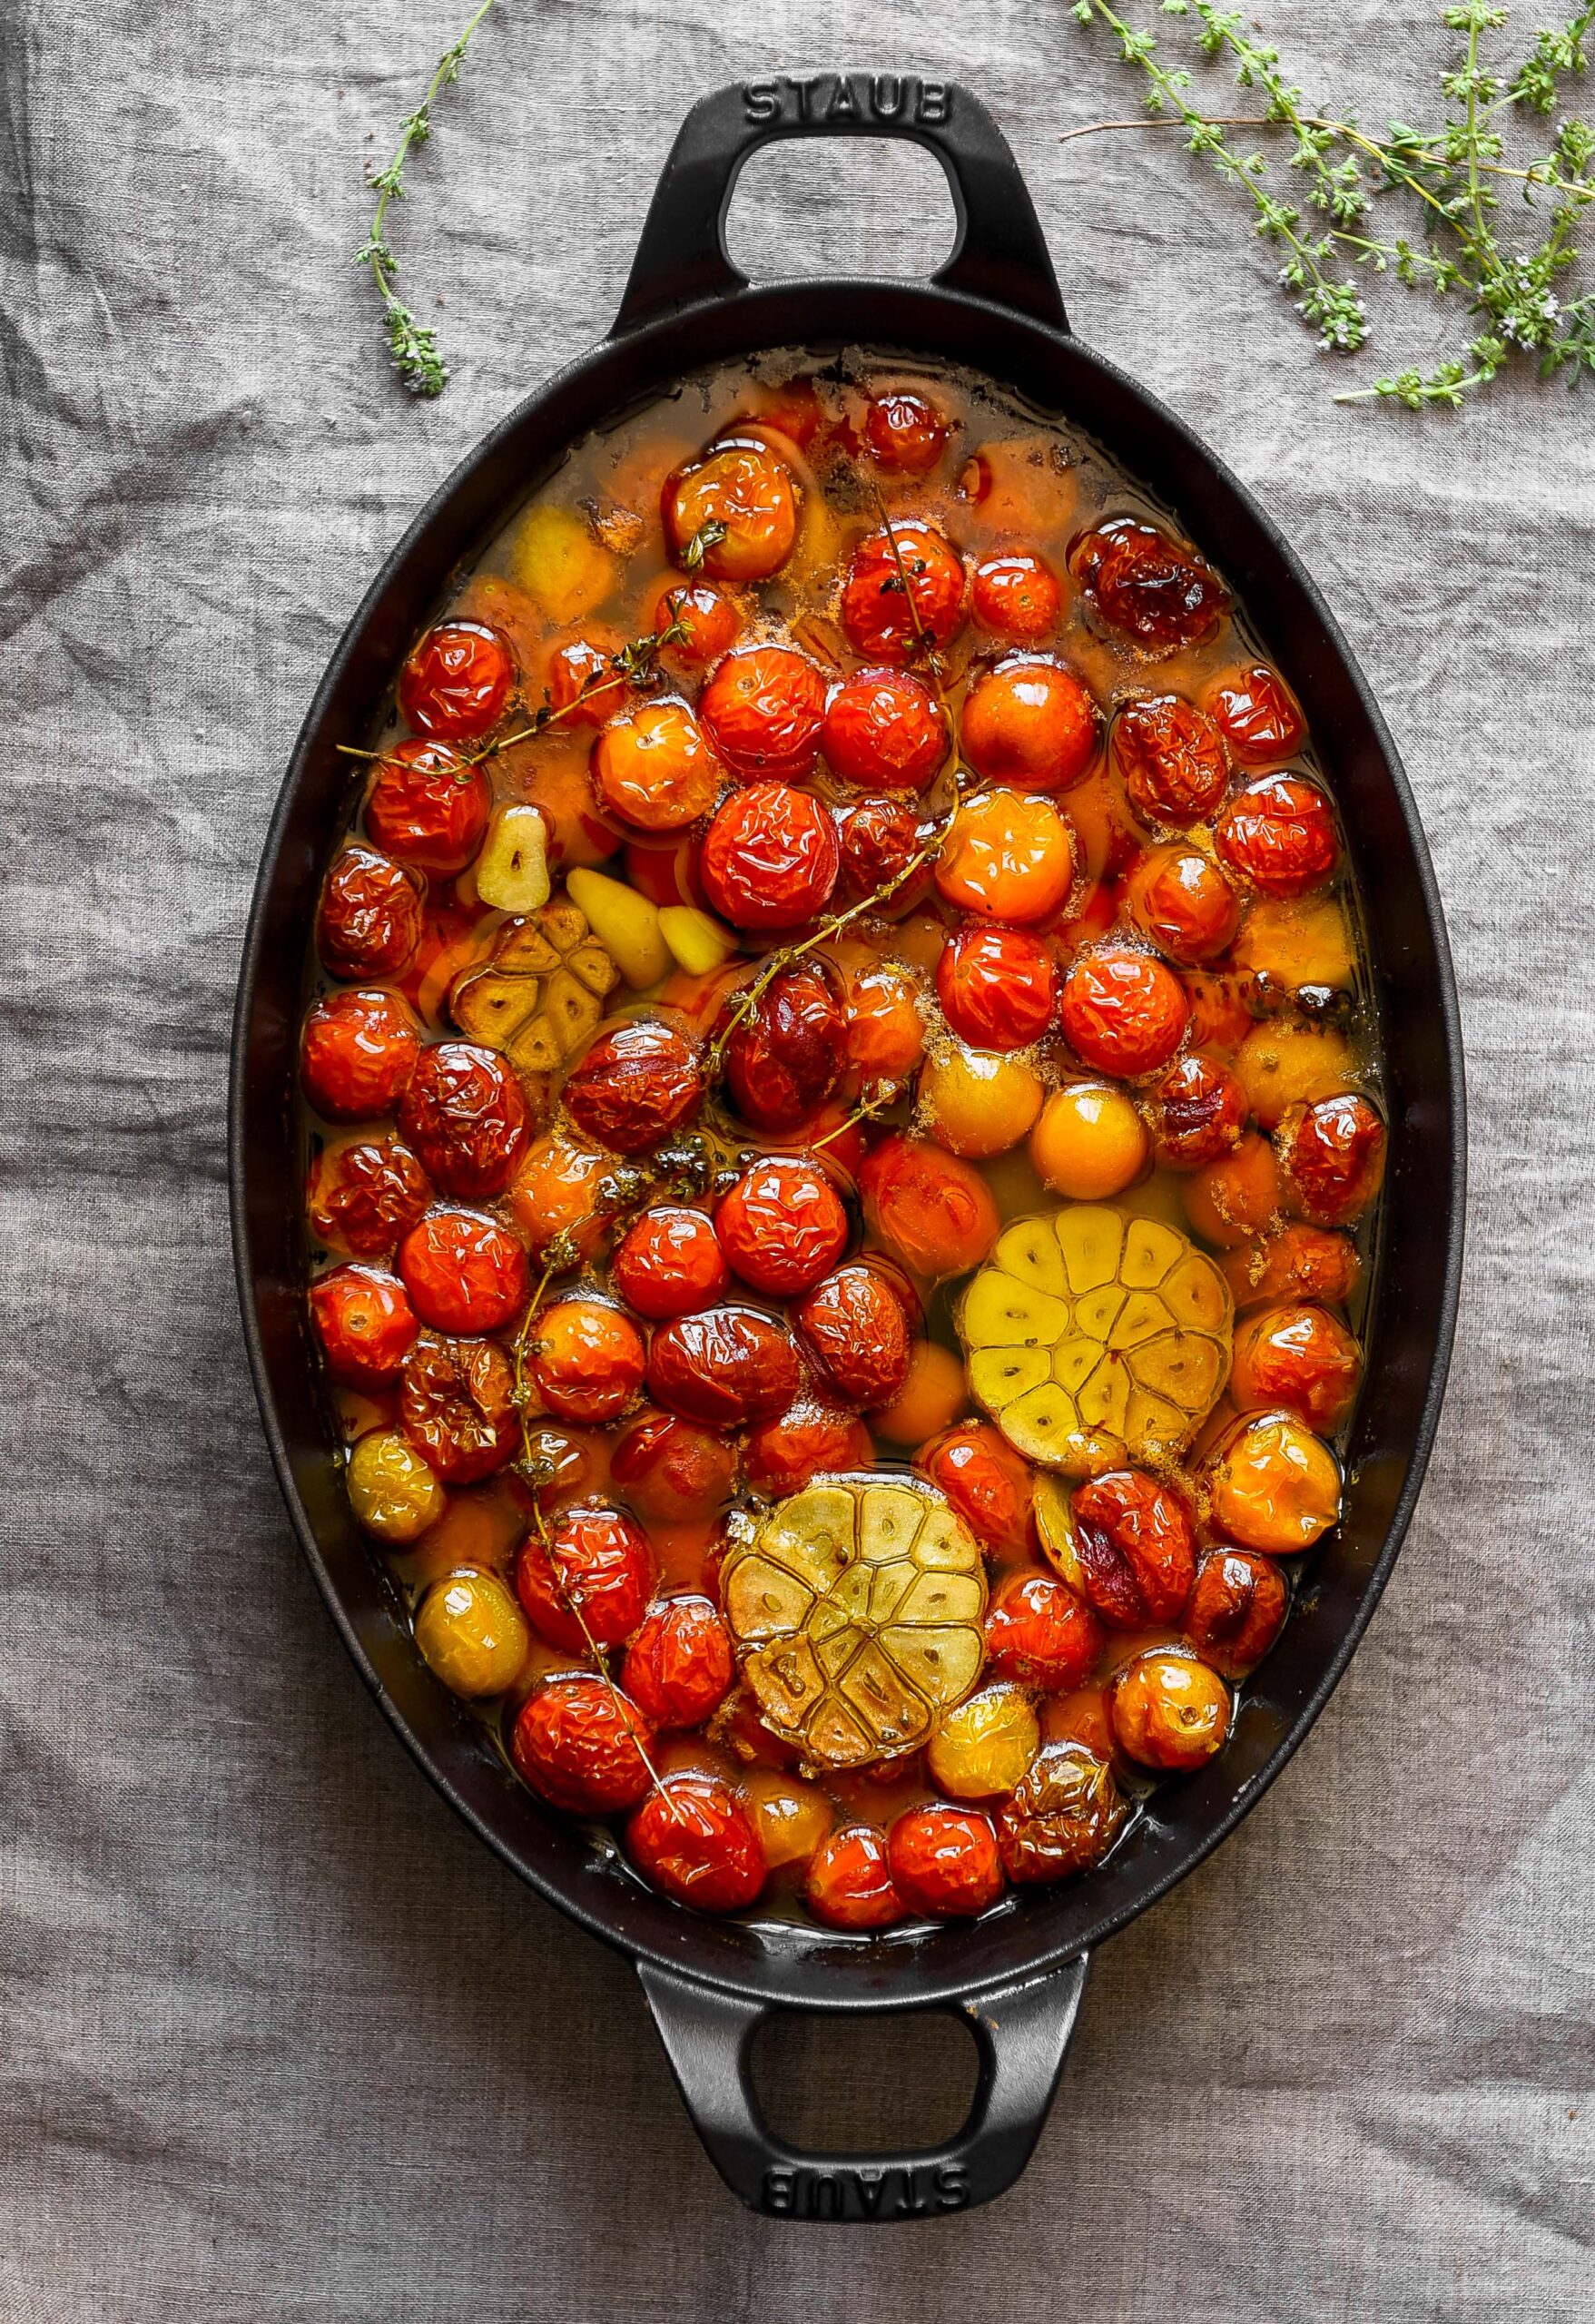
[612, 1206, 729, 1320]
[960, 655, 1098, 793]
[698, 782, 841, 933]
[309, 1136, 433, 1256]
[699, 645, 827, 781]
[970, 549, 1062, 641]
[1231, 1301, 1363, 1432]
[744, 1401, 874, 1496]
[916, 1421, 1034, 1551]
[935, 922, 1058, 1051]
[863, 389, 949, 472]
[1072, 519, 1229, 652]
[1216, 774, 1339, 900]
[840, 524, 965, 664]
[1183, 1545, 1289, 1677]
[806, 1825, 904, 1929]
[645, 1306, 801, 1428]
[514, 1504, 655, 1653]
[1111, 694, 1230, 825]
[1206, 664, 1306, 766]
[984, 1573, 1104, 1692]
[822, 668, 947, 793]
[721, 958, 845, 1132]
[399, 1040, 530, 1198]
[1059, 945, 1190, 1078]
[857, 1134, 1000, 1280]
[366, 739, 492, 872]
[1068, 1468, 1196, 1626]
[714, 1156, 849, 1297]
[834, 795, 937, 911]
[399, 1332, 519, 1482]
[1278, 1092, 1386, 1224]
[399, 619, 515, 740]
[563, 1019, 704, 1155]
[547, 636, 614, 728]
[300, 989, 419, 1122]
[529, 1297, 647, 1424]
[1147, 1052, 1248, 1170]
[1124, 843, 1242, 965]
[793, 1263, 912, 1410]
[622, 1596, 736, 1728]
[398, 1206, 528, 1334]
[627, 1776, 767, 1912]
[610, 1412, 739, 1522]
[309, 1264, 418, 1386]
[317, 844, 422, 980]
[887, 1805, 1003, 1918]
[651, 577, 743, 672]
[511, 1674, 656, 1814]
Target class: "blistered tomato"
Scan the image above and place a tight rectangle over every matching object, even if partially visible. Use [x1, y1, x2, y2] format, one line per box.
[863, 388, 949, 471]
[721, 958, 844, 1131]
[997, 1741, 1127, 1882]
[511, 1674, 656, 1814]
[1277, 1092, 1386, 1225]
[591, 699, 724, 832]
[1124, 843, 1242, 965]
[858, 1133, 1000, 1279]
[398, 1206, 528, 1334]
[514, 1504, 655, 1651]
[610, 1411, 739, 1521]
[399, 619, 515, 740]
[934, 789, 1077, 923]
[310, 1264, 418, 1386]
[346, 1428, 444, 1542]
[1216, 774, 1338, 899]
[822, 668, 947, 792]
[840, 524, 965, 663]
[300, 989, 419, 1122]
[1063, 1468, 1196, 1626]
[529, 1298, 646, 1424]
[1147, 1052, 1248, 1171]
[970, 549, 1061, 641]
[309, 1136, 433, 1256]
[805, 1825, 904, 1929]
[935, 922, 1058, 1050]
[612, 1206, 728, 1320]
[1231, 1301, 1362, 1431]
[984, 1573, 1104, 1692]
[1072, 518, 1228, 652]
[699, 782, 840, 933]
[699, 645, 826, 781]
[1207, 1411, 1342, 1552]
[507, 1135, 613, 1263]
[645, 1306, 801, 1428]
[651, 576, 743, 673]
[793, 1263, 912, 1409]
[715, 1156, 849, 1297]
[666, 439, 799, 582]
[317, 844, 422, 981]
[399, 1333, 519, 1482]
[622, 1596, 736, 1728]
[1110, 1648, 1231, 1770]
[888, 1806, 1003, 1918]
[1206, 663, 1305, 766]
[1111, 694, 1230, 824]
[399, 1040, 530, 1199]
[1221, 1222, 1361, 1312]
[366, 739, 492, 872]
[563, 1018, 704, 1154]
[835, 796, 937, 910]
[916, 1420, 1033, 1551]
[415, 1570, 529, 1698]
[1184, 1544, 1289, 1677]
[628, 1777, 767, 1912]
[960, 655, 1098, 793]
[1059, 945, 1189, 1078]
[744, 1400, 874, 1496]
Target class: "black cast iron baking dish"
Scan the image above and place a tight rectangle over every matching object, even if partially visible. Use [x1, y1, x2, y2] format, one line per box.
[231, 74, 1465, 2221]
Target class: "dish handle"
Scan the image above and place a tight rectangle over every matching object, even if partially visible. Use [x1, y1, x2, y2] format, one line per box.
[612, 74, 1068, 337]
[636, 1953, 1090, 2221]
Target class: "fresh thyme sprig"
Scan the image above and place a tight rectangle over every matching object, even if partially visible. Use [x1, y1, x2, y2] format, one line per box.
[357, 0, 497, 396]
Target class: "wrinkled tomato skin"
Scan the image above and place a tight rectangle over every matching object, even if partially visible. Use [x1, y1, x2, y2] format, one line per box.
[1183, 1129, 1282, 1249]
[1278, 1092, 1386, 1225]
[612, 1206, 729, 1321]
[935, 923, 1058, 1051]
[400, 1332, 519, 1482]
[960, 655, 1099, 793]
[822, 668, 947, 793]
[622, 1596, 737, 1728]
[699, 782, 841, 933]
[997, 1741, 1126, 1883]
[1206, 664, 1305, 767]
[627, 1777, 767, 1913]
[507, 1135, 613, 1264]
[547, 636, 613, 727]
[864, 389, 949, 472]
[887, 1805, 1003, 1918]
[398, 1206, 528, 1335]
[1112, 694, 1230, 825]
[1216, 774, 1339, 900]
[1147, 1052, 1249, 1171]
[646, 1306, 802, 1428]
[399, 1040, 530, 1199]
[665, 440, 798, 583]
[1059, 946, 1190, 1078]
[1231, 1301, 1363, 1432]
[1124, 844, 1242, 965]
[984, 1573, 1105, 1693]
[591, 700, 723, 834]
[839, 525, 965, 664]
[300, 990, 420, 1123]
[805, 1825, 905, 1929]
[839, 960, 927, 1083]
[510, 1674, 655, 1815]
[513, 1504, 655, 1653]
[1221, 1223, 1362, 1312]
[794, 1263, 912, 1410]
[933, 789, 1077, 924]
[1184, 1545, 1289, 1678]
[1072, 518, 1228, 653]
[1110, 1649, 1232, 1771]
[858, 1134, 1001, 1280]
[835, 796, 936, 911]
[699, 645, 826, 781]
[610, 1411, 739, 1522]
[916, 1421, 1034, 1551]
[399, 619, 515, 741]
[715, 1157, 849, 1298]
[970, 549, 1061, 642]
[514, 1424, 606, 1516]
[650, 577, 743, 673]
[563, 1019, 704, 1155]
[310, 1264, 418, 1386]
[1069, 1468, 1196, 1627]
[745, 1401, 874, 1496]
[366, 739, 493, 873]
[722, 959, 845, 1132]
[317, 844, 423, 981]
[530, 1297, 647, 1425]
[309, 1136, 433, 1257]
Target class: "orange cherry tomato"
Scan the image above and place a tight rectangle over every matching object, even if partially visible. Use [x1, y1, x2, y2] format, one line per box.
[960, 655, 1098, 793]
[934, 789, 1077, 923]
[1123, 842, 1242, 965]
[1110, 1648, 1231, 1770]
[1230, 1301, 1363, 1432]
[970, 549, 1061, 641]
[529, 1298, 647, 1424]
[1059, 944, 1190, 1077]
[858, 1133, 1000, 1280]
[591, 699, 724, 832]
[1182, 1129, 1282, 1247]
[665, 439, 799, 581]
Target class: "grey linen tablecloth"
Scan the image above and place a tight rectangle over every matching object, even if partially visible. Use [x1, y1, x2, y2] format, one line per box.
[3, 0, 1591, 2312]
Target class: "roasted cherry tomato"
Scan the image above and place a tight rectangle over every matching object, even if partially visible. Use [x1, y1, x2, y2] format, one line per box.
[1206, 663, 1305, 766]
[1221, 1222, 1361, 1312]
[699, 645, 826, 781]
[933, 788, 1077, 923]
[1207, 1411, 1341, 1553]
[699, 781, 840, 932]
[1123, 842, 1242, 964]
[1071, 517, 1228, 653]
[722, 958, 844, 1131]
[514, 1504, 655, 1652]
[1059, 945, 1189, 1078]
[300, 989, 419, 1122]
[996, 1741, 1127, 1883]
[1231, 1300, 1362, 1431]
[666, 439, 799, 582]
[1066, 1468, 1196, 1626]
[510, 1673, 656, 1814]
[960, 655, 1098, 793]
[888, 1805, 1002, 1918]
[935, 922, 1058, 1051]
[916, 1420, 1033, 1551]
[1184, 1544, 1289, 1678]
[651, 576, 743, 672]
[984, 1573, 1104, 1692]
[744, 1400, 874, 1496]
[414, 1569, 529, 1698]
[838, 957, 927, 1082]
[563, 1018, 704, 1155]
[310, 1264, 418, 1386]
[622, 1596, 736, 1728]
[1029, 1082, 1147, 1198]
[1147, 1052, 1248, 1170]
[1182, 1129, 1282, 1248]
[397, 1206, 528, 1334]
[399, 619, 515, 740]
[839, 524, 965, 663]
[1277, 1092, 1386, 1225]
[399, 1332, 518, 1482]
[793, 1263, 912, 1410]
[1110, 1648, 1231, 1770]
[507, 1134, 613, 1262]
[645, 1306, 801, 1428]
[529, 1297, 646, 1424]
[309, 1136, 433, 1256]
[317, 843, 422, 981]
[858, 1133, 1000, 1280]
[822, 668, 947, 793]
[366, 738, 492, 872]
[863, 388, 949, 472]
[547, 636, 614, 727]
[805, 1825, 904, 1929]
[627, 1776, 767, 1912]
[591, 699, 724, 833]
[970, 549, 1061, 641]
[612, 1206, 728, 1320]
[1216, 773, 1338, 899]
[610, 1409, 738, 1521]
[715, 1156, 849, 1297]
[399, 1039, 530, 1198]
[1111, 694, 1230, 825]
[835, 796, 937, 911]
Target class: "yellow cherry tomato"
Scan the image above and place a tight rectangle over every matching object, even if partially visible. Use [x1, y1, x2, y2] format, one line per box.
[921, 1046, 1045, 1158]
[1234, 1020, 1356, 1132]
[741, 1770, 834, 1870]
[1208, 1410, 1342, 1552]
[347, 1430, 444, 1543]
[928, 1684, 1040, 1799]
[414, 1570, 530, 1698]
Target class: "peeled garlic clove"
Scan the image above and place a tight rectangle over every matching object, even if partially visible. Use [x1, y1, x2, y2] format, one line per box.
[566, 866, 670, 989]
[476, 804, 551, 914]
[658, 903, 737, 976]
